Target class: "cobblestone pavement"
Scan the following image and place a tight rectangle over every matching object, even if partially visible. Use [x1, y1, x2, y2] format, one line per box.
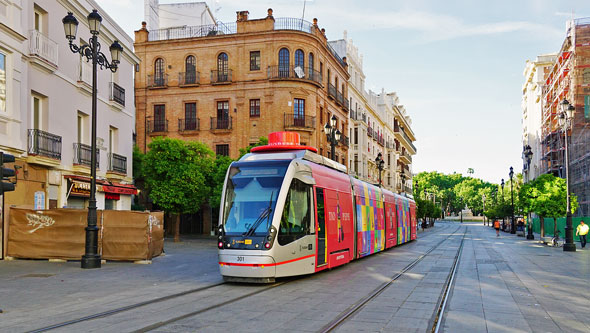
[0, 222, 587, 332]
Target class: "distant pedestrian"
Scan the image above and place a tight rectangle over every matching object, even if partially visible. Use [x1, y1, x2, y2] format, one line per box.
[576, 220, 589, 249]
[494, 220, 500, 237]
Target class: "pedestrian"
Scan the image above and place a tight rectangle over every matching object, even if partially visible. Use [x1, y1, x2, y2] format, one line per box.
[576, 220, 589, 249]
[494, 220, 500, 237]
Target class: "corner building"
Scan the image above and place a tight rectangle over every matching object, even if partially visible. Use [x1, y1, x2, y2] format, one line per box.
[134, 10, 350, 164]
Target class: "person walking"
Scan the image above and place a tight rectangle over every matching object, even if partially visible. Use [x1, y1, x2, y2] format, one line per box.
[494, 220, 500, 237]
[576, 220, 589, 249]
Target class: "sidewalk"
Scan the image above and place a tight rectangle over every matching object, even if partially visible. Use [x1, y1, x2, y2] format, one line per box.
[441, 221, 590, 332]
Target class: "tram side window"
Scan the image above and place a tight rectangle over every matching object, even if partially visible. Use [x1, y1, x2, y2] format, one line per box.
[279, 179, 311, 245]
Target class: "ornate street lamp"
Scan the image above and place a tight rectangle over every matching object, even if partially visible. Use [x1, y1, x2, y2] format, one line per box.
[509, 166, 515, 234]
[501, 178, 505, 231]
[375, 152, 384, 186]
[63, 10, 122, 269]
[324, 115, 341, 162]
[558, 99, 576, 252]
[523, 145, 534, 240]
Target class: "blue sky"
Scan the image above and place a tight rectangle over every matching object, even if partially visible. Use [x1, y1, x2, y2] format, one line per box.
[99, 0, 590, 184]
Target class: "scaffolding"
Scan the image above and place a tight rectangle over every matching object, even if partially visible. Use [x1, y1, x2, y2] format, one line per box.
[540, 18, 590, 216]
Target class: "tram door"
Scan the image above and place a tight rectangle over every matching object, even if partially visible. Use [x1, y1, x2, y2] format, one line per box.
[316, 187, 327, 266]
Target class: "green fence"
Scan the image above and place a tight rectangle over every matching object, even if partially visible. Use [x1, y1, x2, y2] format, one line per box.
[531, 217, 588, 241]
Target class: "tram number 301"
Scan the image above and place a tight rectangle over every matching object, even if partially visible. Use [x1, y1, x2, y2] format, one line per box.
[237, 256, 245, 262]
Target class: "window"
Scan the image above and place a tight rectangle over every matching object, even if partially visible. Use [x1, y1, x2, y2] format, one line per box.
[294, 98, 305, 126]
[77, 112, 88, 144]
[279, 179, 312, 245]
[216, 101, 229, 129]
[0, 53, 6, 112]
[320, 107, 323, 124]
[154, 104, 165, 132]
[278, 48, 289, 77]
[217, 53, 228, 73]
[32, 95, 41, 130]
[249, 99, 260, 117]
[109, 126, 118, 153]
[216, 144, 229, 156]
[34, 5, 47, 33]
[354, 127, 358, 144]
[185, 55, 196, 84]
[309, 53, 314, 72]
[185, 102, 197, 130]
[250, 51, 260, 71]
[295, 49, 304, 68]
[154, 58, 165, 85]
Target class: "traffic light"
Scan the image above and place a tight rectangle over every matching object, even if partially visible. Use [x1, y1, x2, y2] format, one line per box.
[1, 152, 16, 194]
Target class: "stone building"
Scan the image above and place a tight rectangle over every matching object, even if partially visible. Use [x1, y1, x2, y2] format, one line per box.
[134, 9, 350, 165]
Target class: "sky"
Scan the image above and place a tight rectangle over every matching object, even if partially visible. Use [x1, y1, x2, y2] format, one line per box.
[98, 0, 590, 184]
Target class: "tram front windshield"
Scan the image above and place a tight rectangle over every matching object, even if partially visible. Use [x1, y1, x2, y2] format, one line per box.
[222, 160, 288, 236]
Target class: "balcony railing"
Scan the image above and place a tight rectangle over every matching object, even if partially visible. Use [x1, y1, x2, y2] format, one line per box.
[267, 66, 322, 85]
[284, 114, 315, 129]
[335, 90, 344, 106]
[147, 119, 168, 133]
[350, 110, 359, 121]
[179, 71, 200, 85]
[210, 117, 232, 130]
[367, 127, 373, 138]
[211, 70, 232, 84]
[109, 82, 125, 106]
[343, 98, 349, 112]
[147, 74, 168, 88]
[29, 30, 58, 66]
[339, 134, 349, 147]
[394, 125, 417, 152]
[108, 153, 127, 174]
[328, 83, 337, 100]
[179, 118, 200, 132]
[73, 143, 99, 168]
[28, 129, 62, 160]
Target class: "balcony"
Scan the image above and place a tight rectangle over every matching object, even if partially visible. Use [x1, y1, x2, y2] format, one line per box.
[335, 90, 344, 107]
[342, 98, 349, 112]
[147, 119, 168, 134]
[147, 74, 168, 88]
[29, 30, 58, 69]
[108, 153, 127, 174]
[267, 66, 322, 87]
[394, 125, 417, 153]
[73, 143, 99, 169]
[109, 82, 125, 106]
[179, 118, 200, 132]
[179, 71, 200, 86]
[27, 129, 62, 163]
[399, 151, 412, 164]
[284, 114, 315, 130]
[386, 141, 394, 149]
[328, 83, 337, 101]
[367, 127, 373, 138]
[211, 70, 232, 84]
[210, 117, 232, 130]
[339, 134, 350, 147]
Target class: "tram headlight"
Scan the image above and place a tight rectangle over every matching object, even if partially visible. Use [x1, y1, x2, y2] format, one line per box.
[218, 241, 224, 249]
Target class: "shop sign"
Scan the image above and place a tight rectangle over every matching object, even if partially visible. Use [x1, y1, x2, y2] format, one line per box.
[101, 185, 137, 195]
[34, 191, 45, 210]
[105, 193, 120, 200]
[70, 180, 91, 197]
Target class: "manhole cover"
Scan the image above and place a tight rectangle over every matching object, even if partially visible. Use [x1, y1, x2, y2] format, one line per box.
[19, 273, 54, 278]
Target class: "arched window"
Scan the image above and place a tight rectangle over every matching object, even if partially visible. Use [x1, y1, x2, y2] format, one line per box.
[278, 48, 290, 77]
[185, 55, 196, 84]
[217, 53, 228, 82]
[308, 53, 314, 72]
[154, 58, 165, 86]
[295, 49, 304, 68]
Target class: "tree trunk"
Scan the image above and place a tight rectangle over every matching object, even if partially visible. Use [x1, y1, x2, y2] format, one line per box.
[540, 216, 545, 238]
[174, 214, 180, 242]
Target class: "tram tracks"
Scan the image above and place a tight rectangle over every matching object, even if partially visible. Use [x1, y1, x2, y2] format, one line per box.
[320, 225, 467, 333]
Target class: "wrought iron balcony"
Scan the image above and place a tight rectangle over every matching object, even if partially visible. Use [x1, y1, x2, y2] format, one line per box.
[28, 129, 62, 160]
[342, 98, 350, 112]
[335, 90, 344, 106]
[179, 71, 200, 86]
[328, 83, 337, 100]
[109, 82, 125, 106]
[73, 143, 99, 168]
[179, 118, 200, 132]
[147, 74, 168, 88]
[108, 153, 127, 174]
[267, 66, 322, 86]
[339, 134, 350, 147]
[29, 30, 58, 66]
[284, 114, 315, 129]
[210, 117, 232, 130]
[211, 70, 232, 84]
[147, 119, 168, 133]
[367, 127, 373, 138]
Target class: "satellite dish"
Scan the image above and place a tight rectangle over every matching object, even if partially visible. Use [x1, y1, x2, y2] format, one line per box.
[294, 66, 304, 78]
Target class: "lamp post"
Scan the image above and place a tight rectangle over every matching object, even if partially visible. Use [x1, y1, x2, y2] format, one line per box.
[400, 170, 406, 195]
[482, 194, 486, 226]
[501, 179, 505, 231]
[509, 167, 515, 234]
[558, 99, 576, 252]
[524, 145, 534, 240]
[324, 115, 341, 162]
[63, 10, 122, 269]
[375, 152, 384, 186]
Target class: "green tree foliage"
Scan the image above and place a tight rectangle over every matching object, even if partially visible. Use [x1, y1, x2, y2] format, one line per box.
[132, 145, 144, 180]
[143, 137, 214, 214]
[239, 136, 269, 158]
[209, 155, 234, 211]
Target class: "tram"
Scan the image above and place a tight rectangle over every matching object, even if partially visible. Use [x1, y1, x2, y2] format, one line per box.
[218, 132, 416, 282]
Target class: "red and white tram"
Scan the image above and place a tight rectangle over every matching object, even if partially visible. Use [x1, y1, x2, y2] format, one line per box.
[218, 132, 416, 282]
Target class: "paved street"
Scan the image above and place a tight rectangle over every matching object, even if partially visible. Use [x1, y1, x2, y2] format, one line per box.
[0, 221, 589, 332]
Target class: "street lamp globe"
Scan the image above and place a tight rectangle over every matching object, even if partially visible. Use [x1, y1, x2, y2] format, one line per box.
[109, 40, 123, 65]
[567, 104, 575, 120]
[62, 12, 79, 41]
[87, 9, 102, 35]
[330, 114, 337, 127]
[334, 129, 341, 141]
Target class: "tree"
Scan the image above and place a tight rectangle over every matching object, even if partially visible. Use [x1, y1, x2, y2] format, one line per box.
[143, 137, 214, 241]
[239, 136, 268, 158]
[209, 155, 234, 211]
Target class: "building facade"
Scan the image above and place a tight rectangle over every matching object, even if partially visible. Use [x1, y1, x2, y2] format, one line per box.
[134, 9, 350, 164]
[0, 0, 139, 256]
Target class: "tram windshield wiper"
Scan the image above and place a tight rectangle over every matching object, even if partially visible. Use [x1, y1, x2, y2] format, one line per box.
[244, 192, 274, 237]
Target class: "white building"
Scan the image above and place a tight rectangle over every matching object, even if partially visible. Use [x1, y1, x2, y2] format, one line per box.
[144, 0, 215, 31]
[521, 54, 556, 181]
[0, 0, 139, 216]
